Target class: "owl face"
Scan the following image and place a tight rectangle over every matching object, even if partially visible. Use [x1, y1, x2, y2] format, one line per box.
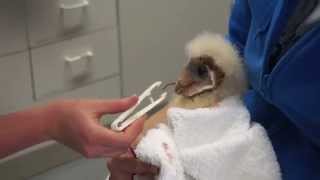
[175, 55, 225, 97]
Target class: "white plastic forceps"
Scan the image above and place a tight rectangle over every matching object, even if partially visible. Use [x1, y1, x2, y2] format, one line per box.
[111, 81, 168, 131]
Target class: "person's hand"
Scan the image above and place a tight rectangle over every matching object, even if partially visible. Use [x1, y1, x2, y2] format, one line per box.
[107, 150, 159, 180]
[44, 96, 145, 158]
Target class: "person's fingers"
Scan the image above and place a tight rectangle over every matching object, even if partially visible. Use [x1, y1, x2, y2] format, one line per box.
[109, 173, 132, 180]
[132, 133, 144, 147]
[109, 117, 145, 147]
[99, 147, 135, 158]
[109, 156, 158, 175]
[84, 146, 128, 158]
[89, 96, 138, 116]
[120, 116, 146, 144]
[93, 117, 145, 148]
[129, 159, 159, 175]
[120, 150, 135, 158]
[107, 158, 133, 180]
[100, 149, 128, 158]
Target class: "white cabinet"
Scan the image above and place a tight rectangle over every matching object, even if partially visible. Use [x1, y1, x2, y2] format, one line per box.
[0, 0, 27, 56]
[119, 0, 231, 96]
[28, 158, 108, 180]
[31, 29, 119, 99]
[48, 76, 120, 99]
[0, 52, 33, 114]
[27, 0, 117, 47]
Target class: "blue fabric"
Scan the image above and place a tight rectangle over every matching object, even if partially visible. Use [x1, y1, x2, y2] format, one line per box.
[228, 0, 320, 180]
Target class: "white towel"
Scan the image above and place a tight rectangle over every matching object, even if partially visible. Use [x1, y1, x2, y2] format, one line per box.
[134, 96, 281, 180]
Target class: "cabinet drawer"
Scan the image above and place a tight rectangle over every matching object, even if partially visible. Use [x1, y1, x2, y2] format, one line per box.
[31, 29, 119, 99]
[49, 76, 120, 99]
[0, 0, 27, 56]
[29, 159, 108, 180]
[27, 0, 117, 47]
[0, 52, 33, 114]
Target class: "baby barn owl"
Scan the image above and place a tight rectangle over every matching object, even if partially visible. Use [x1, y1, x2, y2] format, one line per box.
[170, 32, 247, 109]
[139, 32, 248, 138]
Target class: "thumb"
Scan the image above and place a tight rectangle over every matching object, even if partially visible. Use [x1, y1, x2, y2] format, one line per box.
[95, 116, 145, 148]
[90, 96, 139, 116]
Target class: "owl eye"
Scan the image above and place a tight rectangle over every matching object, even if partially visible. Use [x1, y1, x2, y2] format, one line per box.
[197, 64, 208, 78]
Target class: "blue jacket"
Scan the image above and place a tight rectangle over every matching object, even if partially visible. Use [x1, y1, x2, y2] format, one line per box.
[228, 0, 320, 180]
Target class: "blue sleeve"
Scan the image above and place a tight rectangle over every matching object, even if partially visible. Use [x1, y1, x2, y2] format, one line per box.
[269, 29, 320, 147]
[227, 0, 251, 55]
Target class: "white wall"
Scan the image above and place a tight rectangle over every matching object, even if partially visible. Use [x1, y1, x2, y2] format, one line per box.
[120, 0, 231, 96]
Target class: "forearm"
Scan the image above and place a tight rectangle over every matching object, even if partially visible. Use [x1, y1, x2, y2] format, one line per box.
[0, 106, 51, 158]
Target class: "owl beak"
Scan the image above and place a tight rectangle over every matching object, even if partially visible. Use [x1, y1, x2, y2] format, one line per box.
[174, 68, 194, 96]
[174, 68, 215, 97]
[175, 80, 190, 95]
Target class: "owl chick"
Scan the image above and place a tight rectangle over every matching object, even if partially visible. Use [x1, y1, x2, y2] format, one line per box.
[169, 32, 247, 109]
[137, 32, 248, 140]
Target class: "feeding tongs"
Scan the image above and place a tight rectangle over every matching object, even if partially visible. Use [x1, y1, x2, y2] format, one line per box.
[111, 81, 168, 131]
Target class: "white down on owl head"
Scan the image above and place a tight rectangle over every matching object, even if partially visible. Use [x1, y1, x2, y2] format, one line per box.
[171, 32, 248, 109]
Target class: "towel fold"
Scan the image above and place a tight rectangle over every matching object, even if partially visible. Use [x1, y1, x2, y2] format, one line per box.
[135, 96, 281, 180]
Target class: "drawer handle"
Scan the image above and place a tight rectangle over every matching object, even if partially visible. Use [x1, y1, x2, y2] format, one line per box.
[60, 0, 90, 10]
[64, 51, 94, 63]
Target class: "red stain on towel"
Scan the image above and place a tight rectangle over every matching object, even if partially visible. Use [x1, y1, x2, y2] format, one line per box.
[162, 142, 173, 162]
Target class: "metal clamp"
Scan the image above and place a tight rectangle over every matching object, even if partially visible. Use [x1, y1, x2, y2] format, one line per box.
[111, 81, 168, 131]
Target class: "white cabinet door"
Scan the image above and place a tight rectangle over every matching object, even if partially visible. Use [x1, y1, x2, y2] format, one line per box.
[0, 52, 33, 114]
[120, 0, 231, 96]
[50, 76, 120, 99]
[0, 0, 27, 56]
[27, 0, 117, 47]
[31, 29, 119, 99]
[28, 158, 108, 180]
